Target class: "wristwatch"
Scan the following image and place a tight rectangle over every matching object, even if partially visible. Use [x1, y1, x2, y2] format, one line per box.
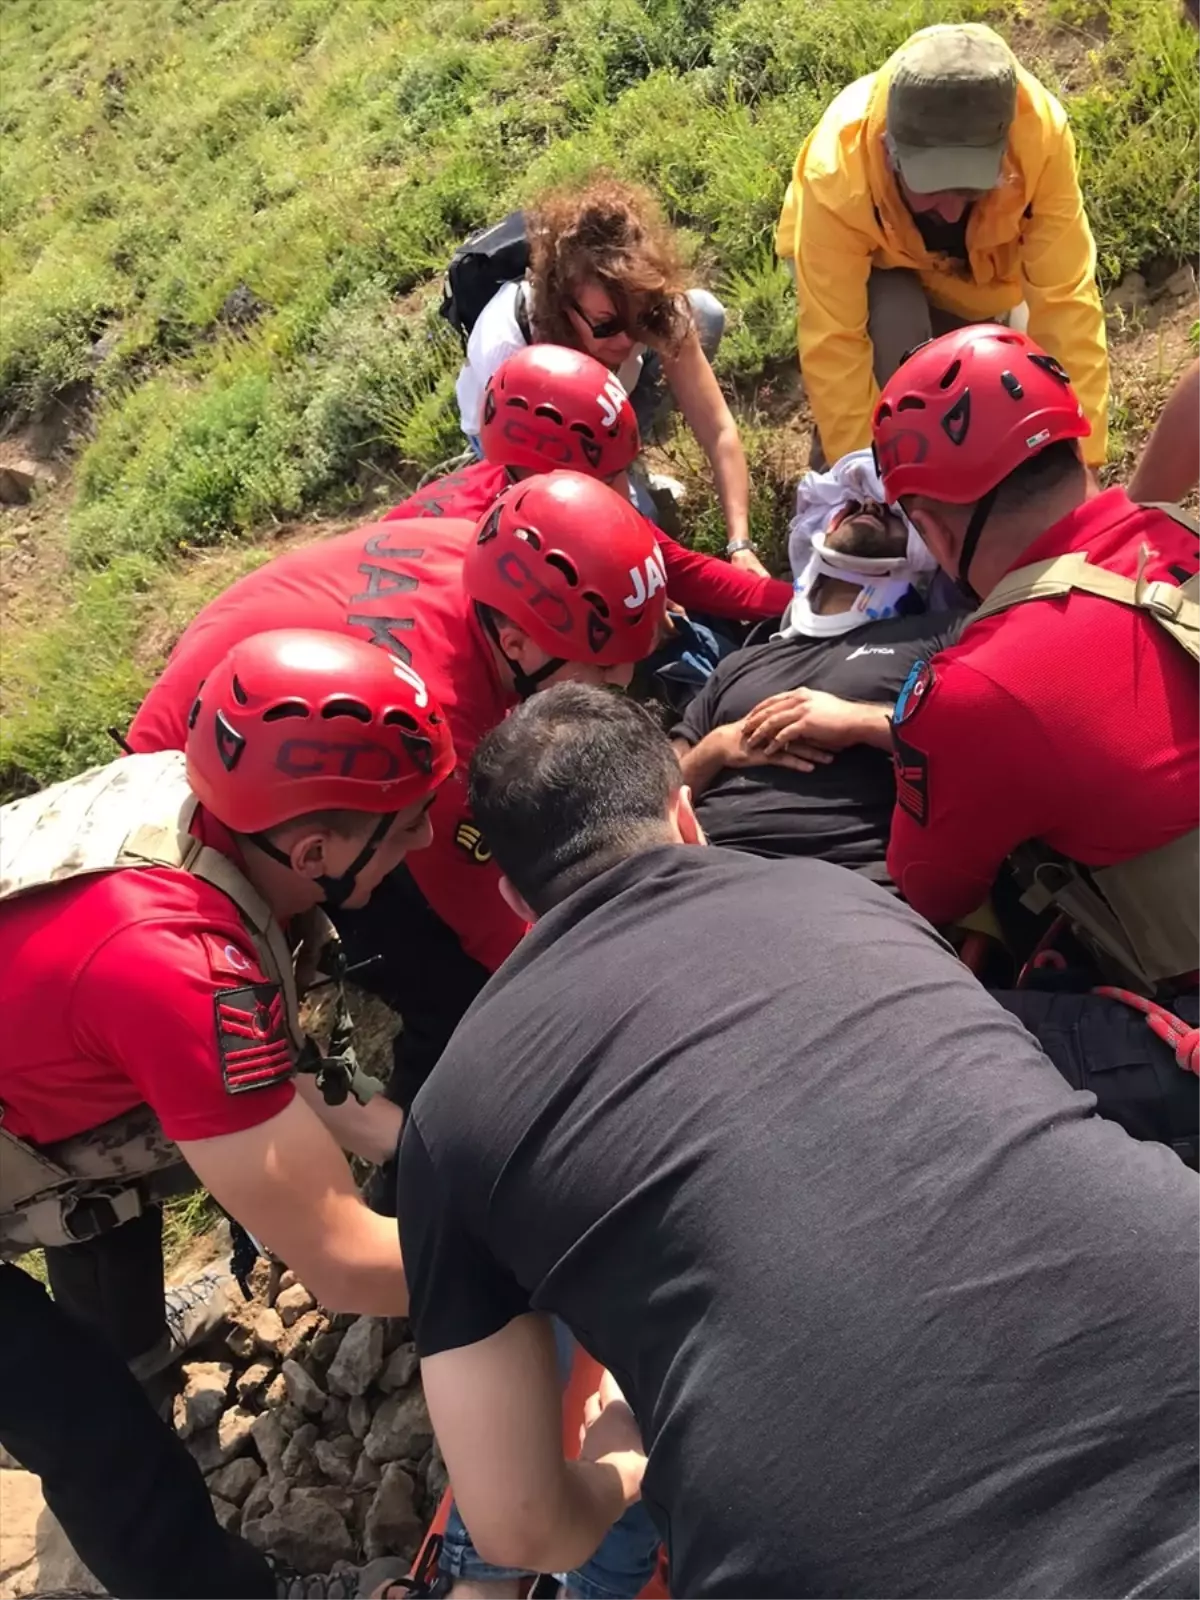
[726, 539, 758, 556]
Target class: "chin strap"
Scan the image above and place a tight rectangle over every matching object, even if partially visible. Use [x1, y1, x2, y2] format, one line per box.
[250, 809, 396, 910]
[956, 485, 1001, 605]
[476, 602, 565, 699]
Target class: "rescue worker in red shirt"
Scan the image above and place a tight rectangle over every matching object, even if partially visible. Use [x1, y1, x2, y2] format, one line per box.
[384, 343, 794, 625]
[128, 474, 669, 1107]
[873, 325, 1199, 999]
[0, 628, 454, 1599]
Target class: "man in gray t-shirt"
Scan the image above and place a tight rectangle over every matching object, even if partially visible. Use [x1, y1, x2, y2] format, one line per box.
[399, 685, 1199, 1599]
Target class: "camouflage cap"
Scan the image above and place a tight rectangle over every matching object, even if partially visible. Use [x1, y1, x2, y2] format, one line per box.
[887, 25, 1017, 194]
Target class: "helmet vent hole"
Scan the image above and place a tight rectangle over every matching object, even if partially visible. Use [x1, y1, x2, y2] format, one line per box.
[897, 396, 926, 412]
[569, 421, 596, 438]
[322, 698, 372, 723]
[478, 506, 503, 545]
[874, 403, 892, 423]
[938, 360, 961, 390]
[507, 396, 530, 411]
[263, 701, 309, 722]
[545, 552, 579, 586]
[383, 709, 420, 732]
[1027, 352, 1072, 387]
[231, 673, 249, 706]
[187, 693, 203, 730]
[533, 403, 563, 424]
[1001, 370, 1024, 400]
[582, 589, 610, 618]
[942, 391, 971, 446]
[515, 526, 542, 550]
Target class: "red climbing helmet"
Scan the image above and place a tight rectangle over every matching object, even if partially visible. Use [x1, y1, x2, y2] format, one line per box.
[186, 629, 456, 834]
[463, 472, 667, 668]
[872, 324, 1090, 504]
[480, 345, 641, 480]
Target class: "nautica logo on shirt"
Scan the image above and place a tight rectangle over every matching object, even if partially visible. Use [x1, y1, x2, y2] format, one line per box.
[846, 644, 895, 661]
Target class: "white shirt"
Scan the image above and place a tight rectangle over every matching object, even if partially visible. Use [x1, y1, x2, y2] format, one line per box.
[455, 281, 645, 436]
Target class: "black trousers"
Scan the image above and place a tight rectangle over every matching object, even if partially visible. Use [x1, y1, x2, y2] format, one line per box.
[333, 862, 491, 1112]
[995, 989, 1199, 1167]
[44, 1202, 168, 1363]
[0, 1263, 274, 1599]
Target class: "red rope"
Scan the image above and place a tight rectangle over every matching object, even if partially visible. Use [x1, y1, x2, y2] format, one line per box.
[1094, 986, 1200, 1076]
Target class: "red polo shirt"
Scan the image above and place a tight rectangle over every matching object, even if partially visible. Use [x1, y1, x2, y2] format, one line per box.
[0, 806, 295, 1145]
[383, 462, 794, 622]
[887, 489, 1200, 926]
[128, 517, 525, 972]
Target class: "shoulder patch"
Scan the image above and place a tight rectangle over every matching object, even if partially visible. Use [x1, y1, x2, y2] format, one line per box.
[893, 657, 935, 726]
[201, 933, 259, 983]
[454, 820, 492, 865]
[891, 726, 929, 826]
[214, 983, 293, 1095]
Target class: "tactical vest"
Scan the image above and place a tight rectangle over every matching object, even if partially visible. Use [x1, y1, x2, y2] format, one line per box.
[0, 751, 310, 1254]
[968, 504, 1200, 994]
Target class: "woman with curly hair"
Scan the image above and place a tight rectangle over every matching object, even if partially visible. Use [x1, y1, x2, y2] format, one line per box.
[455, 175, 767, 579]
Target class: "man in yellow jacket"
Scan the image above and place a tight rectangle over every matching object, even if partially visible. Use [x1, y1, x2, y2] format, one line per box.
[776, 24, 1109, 469]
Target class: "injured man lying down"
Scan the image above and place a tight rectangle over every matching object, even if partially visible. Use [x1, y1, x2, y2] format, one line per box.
[671, 449, 968, 889]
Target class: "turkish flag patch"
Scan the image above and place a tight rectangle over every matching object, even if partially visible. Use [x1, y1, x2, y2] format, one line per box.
[214, 983, 294, 1096]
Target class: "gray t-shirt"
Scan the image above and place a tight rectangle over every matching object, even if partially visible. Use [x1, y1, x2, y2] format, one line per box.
[400, 847, 1199, 1598]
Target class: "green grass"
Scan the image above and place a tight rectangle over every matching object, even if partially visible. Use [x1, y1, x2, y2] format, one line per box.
[1, 0, 1197, 796]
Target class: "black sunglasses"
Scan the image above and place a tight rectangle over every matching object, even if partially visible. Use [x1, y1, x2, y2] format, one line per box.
[570, 298, 626, 341]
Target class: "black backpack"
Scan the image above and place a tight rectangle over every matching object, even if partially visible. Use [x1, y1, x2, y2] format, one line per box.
[440, 211, 530, 347]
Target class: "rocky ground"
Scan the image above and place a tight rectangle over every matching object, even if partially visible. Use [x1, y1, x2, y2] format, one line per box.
[0, 1256, 446, 1597]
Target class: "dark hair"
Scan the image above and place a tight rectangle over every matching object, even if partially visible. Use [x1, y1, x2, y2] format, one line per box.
[468, 683, 682, 913]
[527, 174, 692, 354]
[992, 437, 1085, 516]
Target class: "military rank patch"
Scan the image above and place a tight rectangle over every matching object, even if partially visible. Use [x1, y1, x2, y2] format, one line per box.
[891, 727, 929, 826]
[214, 983, 293, 1095]
[454, 820, 492, 865]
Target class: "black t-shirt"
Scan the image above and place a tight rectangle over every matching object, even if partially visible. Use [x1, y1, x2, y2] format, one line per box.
[399, 848, 1198, 1600]
[913, 205, 971, 264]
[672, 611, 966, 884]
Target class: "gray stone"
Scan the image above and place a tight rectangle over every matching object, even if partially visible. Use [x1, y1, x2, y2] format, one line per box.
[352, 1452, 382, 1490]
[1107, 271, 1148, 317]
[235, 1362, 274, 1405]
[381, 1317, 412, 1355]
[276, 1403, 306, 1435]
[206, 1456, 262, 1506]
[347, 1395, 371, 1441]
[280, 1309, 325, 1361]
[209, 1494, 241, 1534]
[253, 1307, 286, 1358]
[186, 1427, 224, 1474]
[327, 1315, 384, 1397]
[321, 1394, 348, 1431]
[243, 1494, 354, 1571]
[281, 1358, 326, 1416]
[239, 1474, 274, 1533]
[357, 1557, 415, 1595]
[280, 1422, 319, 1481]
[179, 1360, 232, 1436]
[308, 1329, 343, 1370]
[314, 1435, 358, 1487]
[249, 1410, 287, 1474]
[424, 1441, 449, 1505]
[0, 460, 55, 506]
[225, 1320, 257, 1362]
[364, 1462, 423, 1561]
[363, 1387, 433, 1466]
[377, 1342, 418, 1394]
[296, 1485, 353, 1520]
[1164, 264, 1197, 300]
[275, 1282, 316, 1327]
[216, 1405, 257, 1465]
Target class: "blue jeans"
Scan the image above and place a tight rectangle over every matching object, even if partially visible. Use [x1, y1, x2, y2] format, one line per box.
[438, 1322, 660, 1598]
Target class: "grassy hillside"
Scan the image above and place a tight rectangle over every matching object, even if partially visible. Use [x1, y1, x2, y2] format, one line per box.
[1, 0, 1197, 795]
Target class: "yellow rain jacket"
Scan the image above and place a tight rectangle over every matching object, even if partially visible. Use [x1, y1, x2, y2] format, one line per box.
[776, 27, 1108, 467]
